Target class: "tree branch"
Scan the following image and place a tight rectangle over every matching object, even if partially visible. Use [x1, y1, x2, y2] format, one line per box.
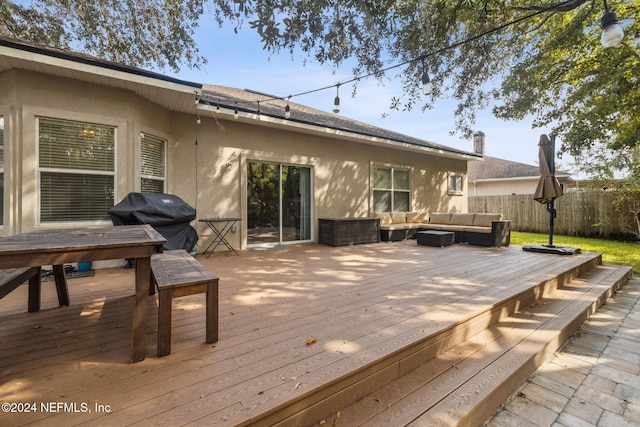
[514, 0, 590, 13]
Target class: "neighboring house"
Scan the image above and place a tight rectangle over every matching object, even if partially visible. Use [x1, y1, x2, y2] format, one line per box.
[468, 155, 572, 196]
[0, 36, 481, 255]
[564, 180, 607, 192]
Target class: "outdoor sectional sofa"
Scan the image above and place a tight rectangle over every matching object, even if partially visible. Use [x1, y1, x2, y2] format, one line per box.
[373, 212, 511, 247]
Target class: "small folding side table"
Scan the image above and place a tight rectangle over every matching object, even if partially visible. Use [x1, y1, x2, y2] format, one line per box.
[199, 218, 241, 257]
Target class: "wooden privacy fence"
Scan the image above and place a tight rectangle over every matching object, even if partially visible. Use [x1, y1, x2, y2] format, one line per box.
[469, 192, 626, 238]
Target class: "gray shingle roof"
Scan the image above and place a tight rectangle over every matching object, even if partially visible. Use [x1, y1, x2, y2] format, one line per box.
[468, 155, 571, 180]
[200, 84, 477, 158]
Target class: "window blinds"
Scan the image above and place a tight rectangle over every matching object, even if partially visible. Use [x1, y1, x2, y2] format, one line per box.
[38, 118, 115, 222]
[141, 133, 165, 193]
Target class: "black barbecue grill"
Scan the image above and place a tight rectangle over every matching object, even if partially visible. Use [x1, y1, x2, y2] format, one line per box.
[108, 192, 198, 253]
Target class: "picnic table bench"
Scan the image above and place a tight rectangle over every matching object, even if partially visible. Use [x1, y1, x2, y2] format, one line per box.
[151, 250, 219, 357]
[0, 266, 46, 312]
[0, 225, 165, 362]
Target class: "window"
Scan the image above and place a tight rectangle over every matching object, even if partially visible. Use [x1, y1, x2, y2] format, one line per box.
[38, 118, 115, 223]
[0, 117, 3, 226]
[448, 174, 464, 195]
[373, 166, 410, 212]
[140, 133, 166, 193]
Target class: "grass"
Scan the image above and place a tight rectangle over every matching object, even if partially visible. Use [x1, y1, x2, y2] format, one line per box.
[511, 231, 639, 275]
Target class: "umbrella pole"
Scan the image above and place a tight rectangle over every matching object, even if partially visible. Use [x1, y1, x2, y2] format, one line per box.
[547, 135, 556, 247]
[547, 201, 555, 247]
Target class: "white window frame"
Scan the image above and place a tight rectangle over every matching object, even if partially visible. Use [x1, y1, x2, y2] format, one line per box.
[37, 117, 116, 224]
[448, 173, 464, 196]
[140, 132, 166, 193]
[372, 164, 411, 212]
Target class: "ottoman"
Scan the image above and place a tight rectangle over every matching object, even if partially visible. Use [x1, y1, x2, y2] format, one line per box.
[416, 230, 455, 247]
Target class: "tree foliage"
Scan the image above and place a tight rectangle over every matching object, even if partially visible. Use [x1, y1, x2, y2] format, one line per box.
[1, 0, 206, 72]
[2, 0, 639, 158]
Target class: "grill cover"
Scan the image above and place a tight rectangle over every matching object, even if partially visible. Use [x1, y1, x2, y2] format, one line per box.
[108, 192, 198, 251]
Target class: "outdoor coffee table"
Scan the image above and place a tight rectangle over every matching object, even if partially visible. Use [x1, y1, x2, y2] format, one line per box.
[416, 230, 455, 247]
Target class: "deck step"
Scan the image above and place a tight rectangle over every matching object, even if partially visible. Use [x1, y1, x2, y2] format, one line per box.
[251, 253, 605, 427]
[312, 264, 632, 427]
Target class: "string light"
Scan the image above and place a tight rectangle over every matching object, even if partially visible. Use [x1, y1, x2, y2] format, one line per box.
[199, 1, 602, 121]
[216, 102, 221, 114]
[601, 0, 624, 47]
[333, 84, 340, 114]
[196, 114, 201, 125]
[234, 103, 239, 119]
[421, 60, 432, 95]
[285, 97, 291, 119]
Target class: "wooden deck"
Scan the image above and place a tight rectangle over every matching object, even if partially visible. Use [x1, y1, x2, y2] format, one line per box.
[0, 241, 632, 426]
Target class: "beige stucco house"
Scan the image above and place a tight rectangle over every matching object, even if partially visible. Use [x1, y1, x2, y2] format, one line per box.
[0, 36, 481, 256]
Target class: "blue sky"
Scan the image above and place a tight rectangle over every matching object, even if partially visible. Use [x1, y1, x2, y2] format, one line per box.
[167, 14, 553, 167]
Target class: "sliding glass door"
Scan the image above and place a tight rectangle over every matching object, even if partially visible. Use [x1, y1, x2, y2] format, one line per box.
[247, 162, 312, 246]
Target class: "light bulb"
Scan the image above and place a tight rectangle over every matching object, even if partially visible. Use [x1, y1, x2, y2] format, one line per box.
[600, 11, 624, 47]
[332, 85, 341, 114]
[422, 71, 432, 95]
[285, 104, 291, 119]
[196, 115, 201, 125]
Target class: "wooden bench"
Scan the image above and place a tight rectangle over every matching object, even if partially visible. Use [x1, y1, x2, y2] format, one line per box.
[0, 267, 43, 312]
[0, 266, 70, 312]
[150, 250, 219, 357]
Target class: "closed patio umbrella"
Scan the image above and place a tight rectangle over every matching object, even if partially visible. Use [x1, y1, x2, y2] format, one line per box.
[535, 134, 562, 247]
[524, 134, 580, 255]
[533, 134, 563, 205]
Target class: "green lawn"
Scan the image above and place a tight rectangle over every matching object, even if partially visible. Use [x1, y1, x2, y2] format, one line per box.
[511, 232, 639, 275]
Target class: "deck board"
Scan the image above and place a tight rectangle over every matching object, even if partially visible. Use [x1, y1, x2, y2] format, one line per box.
[0, 242, 618, 426]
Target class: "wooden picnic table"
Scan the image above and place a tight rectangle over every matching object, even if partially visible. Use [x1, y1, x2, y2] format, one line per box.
[0, 224, 166, 362]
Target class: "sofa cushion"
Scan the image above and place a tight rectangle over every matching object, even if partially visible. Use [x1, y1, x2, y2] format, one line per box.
[433, 224, 467, 232]
[429, 213, 451, 225]
[406, 211, 429, 223]
[421, 224, 443, 231]
[463, 225, 492, 234]
[450, 213, 475, 226]
[372, 212, 392, 225]
[390, 212, 407, 224]
[380, 223, 409, 231]
[473, 213, 502, 227]
[404, 223, 425, 229]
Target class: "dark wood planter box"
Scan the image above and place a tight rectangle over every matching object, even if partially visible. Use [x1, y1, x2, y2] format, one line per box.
[318, 218, 380, 247]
